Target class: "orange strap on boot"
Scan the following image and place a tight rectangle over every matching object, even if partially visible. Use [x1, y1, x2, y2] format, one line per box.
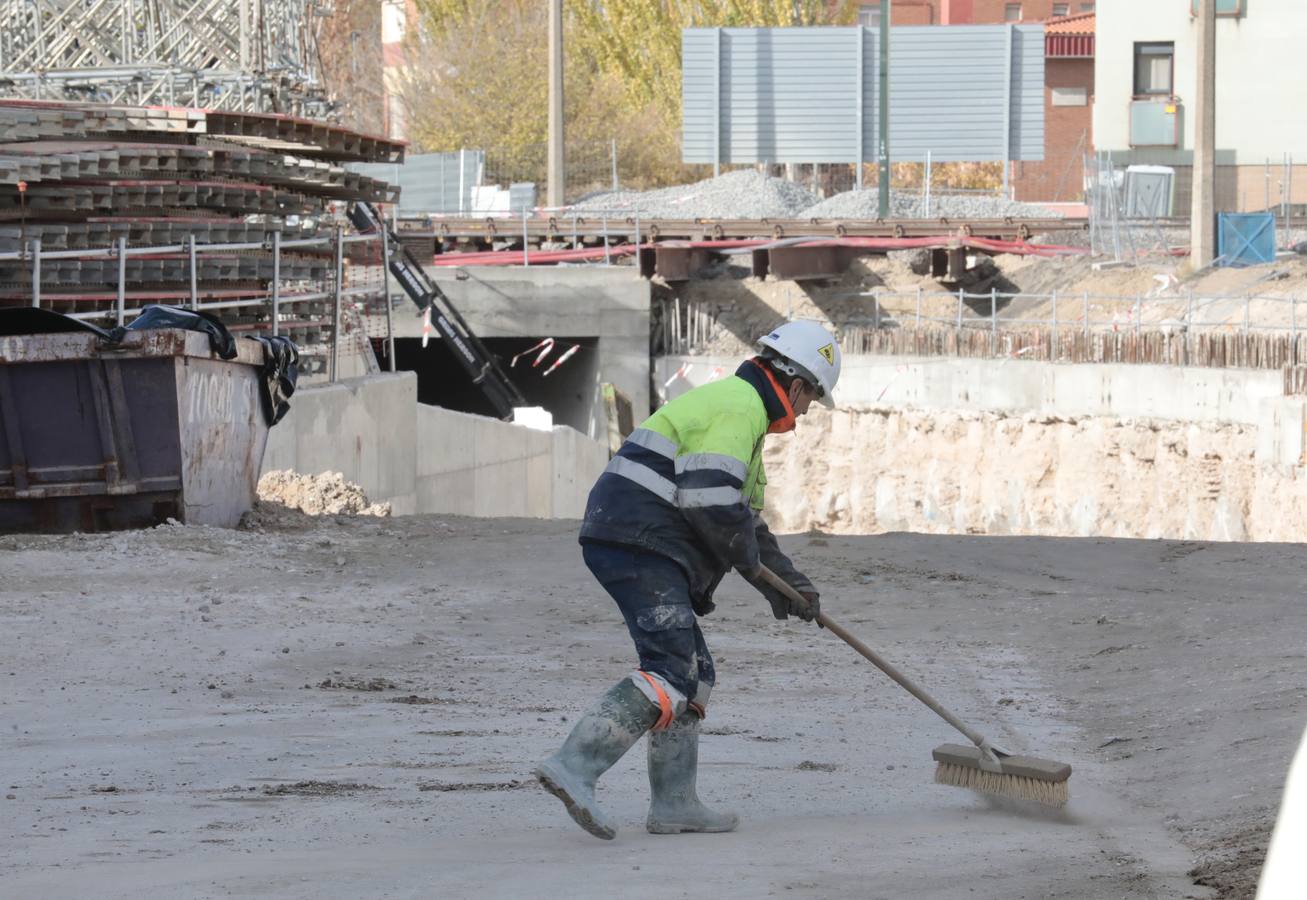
[636, 671, 676, 731]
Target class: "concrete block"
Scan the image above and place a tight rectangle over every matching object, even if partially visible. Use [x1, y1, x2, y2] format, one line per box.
[551, 426, 607, 519]
[416, 405, 476, 478]
[415, 405, 478, 514]
[524, 430, 555, 518]
[467, 417, 548, 517]
[417, 470, 477, 516]
[513, 406, 554, 430]
[473, 460, 529, 517]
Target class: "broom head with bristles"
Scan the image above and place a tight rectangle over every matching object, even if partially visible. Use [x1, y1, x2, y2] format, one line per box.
[932, 743, 1071, 807]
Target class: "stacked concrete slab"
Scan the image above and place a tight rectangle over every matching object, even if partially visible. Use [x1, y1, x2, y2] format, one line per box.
[0, 100, 403, 373]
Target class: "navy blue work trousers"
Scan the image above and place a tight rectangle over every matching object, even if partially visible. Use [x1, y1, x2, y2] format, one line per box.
[581, 542, 715, 705]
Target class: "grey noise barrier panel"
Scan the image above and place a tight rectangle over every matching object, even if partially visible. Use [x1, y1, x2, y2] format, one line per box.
[682, 24, 1044, 165]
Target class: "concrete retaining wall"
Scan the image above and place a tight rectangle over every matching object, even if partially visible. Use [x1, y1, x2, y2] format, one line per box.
[655, 353, 1307, 540]
[657, 354, 1286, 426]
[656, 353, 1306, 466]
[415, 405, 606, 518]
[262, 373, 606, 519]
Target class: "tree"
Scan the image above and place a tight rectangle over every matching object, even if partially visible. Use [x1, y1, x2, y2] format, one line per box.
[399, 4, 550, 155]
[401, 1, 858, 194]
[316, 1, 386, 137]
[568, 1, 856, 113]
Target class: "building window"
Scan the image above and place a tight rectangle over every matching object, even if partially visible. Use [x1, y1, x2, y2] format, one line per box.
[1133, 42, 1174, 96]
[858, 5, 881, 27]
[1080, 2, 1095, 10]
[1005, 3, 1022, 21]
[1051, 86, 1088, 106]
[1053, 3, 1070, 16]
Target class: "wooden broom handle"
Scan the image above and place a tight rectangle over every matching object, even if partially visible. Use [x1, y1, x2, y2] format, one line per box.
[758, 564, 989, 748]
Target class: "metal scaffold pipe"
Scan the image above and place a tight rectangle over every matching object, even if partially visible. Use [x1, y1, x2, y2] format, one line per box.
[0, 0, 331, 117]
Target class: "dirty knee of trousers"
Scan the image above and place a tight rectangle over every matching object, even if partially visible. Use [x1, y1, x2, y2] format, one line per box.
[584, 542, 715, 705]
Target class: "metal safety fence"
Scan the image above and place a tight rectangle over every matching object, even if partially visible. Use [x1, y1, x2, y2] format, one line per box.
[1, 229, 401, 384]
[661, 287, 1307, 371]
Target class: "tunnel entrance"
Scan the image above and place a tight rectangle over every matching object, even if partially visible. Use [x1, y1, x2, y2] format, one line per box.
[383, 336, 600, 434]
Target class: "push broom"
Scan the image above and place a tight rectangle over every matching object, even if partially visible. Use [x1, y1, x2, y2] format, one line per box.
[759, 567, 1072, 806]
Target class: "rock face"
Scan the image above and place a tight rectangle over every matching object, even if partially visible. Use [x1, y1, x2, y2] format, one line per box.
[763, 406, 1307, 542]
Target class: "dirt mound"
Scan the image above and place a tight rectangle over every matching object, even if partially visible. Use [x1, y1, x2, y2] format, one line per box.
[251, 471, 392, 519]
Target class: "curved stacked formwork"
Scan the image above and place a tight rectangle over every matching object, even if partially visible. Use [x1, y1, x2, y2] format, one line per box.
[0, 100, 403, 376]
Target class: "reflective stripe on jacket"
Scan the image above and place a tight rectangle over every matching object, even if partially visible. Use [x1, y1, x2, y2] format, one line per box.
[580, 366, 805, 608]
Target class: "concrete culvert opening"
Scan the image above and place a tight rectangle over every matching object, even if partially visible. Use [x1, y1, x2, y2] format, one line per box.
[388, 336, 599, 432]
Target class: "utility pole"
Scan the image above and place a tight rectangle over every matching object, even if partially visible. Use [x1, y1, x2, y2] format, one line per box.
[1190, 0, 1216, 266]
[547, 0, 564, 208]
[877, 0, 891, 217]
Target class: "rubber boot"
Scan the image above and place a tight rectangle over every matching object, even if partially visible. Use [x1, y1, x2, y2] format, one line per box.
[646, 710, 740, 834]
[536, 677, 661, 840]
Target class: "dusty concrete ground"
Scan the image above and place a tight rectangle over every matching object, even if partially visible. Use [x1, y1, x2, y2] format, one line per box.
[2, 516, 1304, 899]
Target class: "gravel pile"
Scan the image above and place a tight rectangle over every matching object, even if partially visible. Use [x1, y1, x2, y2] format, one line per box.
[571, 171, 1059, 221]
[801, 189, 1061, 220]
[571, 170, 816, 219]
[252, 470, 392, 518]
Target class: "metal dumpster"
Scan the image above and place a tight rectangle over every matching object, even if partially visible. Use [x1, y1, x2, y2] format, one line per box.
[0, 328, 269, 532]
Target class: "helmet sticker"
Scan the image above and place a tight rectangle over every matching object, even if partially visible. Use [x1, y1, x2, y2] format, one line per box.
[817, 343, 835, 365]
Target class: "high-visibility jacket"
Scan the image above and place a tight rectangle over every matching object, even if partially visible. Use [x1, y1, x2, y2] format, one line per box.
[580, 359, 813, 611]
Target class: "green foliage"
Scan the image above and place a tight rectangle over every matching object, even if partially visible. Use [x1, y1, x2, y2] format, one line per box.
[403, 0, 858, 193]
[569, 1, 856, 112]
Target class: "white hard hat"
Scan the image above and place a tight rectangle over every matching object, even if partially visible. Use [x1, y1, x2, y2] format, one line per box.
[756, 320, 842, 408]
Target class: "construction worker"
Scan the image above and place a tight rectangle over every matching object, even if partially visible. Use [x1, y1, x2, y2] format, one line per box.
[536, 320, 841, 840]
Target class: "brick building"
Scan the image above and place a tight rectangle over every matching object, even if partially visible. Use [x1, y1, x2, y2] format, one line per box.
[1011, 13, 1094, 203]
[859, 1, 1096, 204]
[1094, 0, 1307, 214]
[857, 1, 1096, 26]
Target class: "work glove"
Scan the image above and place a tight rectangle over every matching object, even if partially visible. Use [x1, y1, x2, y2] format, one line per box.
[745, 568, 820, 623]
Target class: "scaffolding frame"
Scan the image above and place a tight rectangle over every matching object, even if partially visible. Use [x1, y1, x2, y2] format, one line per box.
[0, 0, 332, 117]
